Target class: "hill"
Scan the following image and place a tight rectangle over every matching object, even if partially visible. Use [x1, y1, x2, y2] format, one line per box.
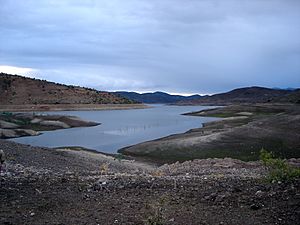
[176, 86, 298, 105]
[0, 73, 135, 105]
[115, 91, 201, 103]
[274, 89, 300, 104]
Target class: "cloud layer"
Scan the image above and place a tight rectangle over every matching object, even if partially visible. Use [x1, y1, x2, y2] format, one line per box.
[1, 0, 299, 94]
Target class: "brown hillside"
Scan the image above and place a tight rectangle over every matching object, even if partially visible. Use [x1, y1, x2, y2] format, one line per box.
[0, 73, 135, 105]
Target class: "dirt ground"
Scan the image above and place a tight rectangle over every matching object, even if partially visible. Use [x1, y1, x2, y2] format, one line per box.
[0, 139, 299, 225]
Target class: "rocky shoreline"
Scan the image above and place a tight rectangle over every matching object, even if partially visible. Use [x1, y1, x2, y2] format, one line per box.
[0, 139, 299, 224]
[0, 112, 100, 139]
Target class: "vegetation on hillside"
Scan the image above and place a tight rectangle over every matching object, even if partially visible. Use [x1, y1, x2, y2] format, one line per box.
[260, 149, 300, 182]
[0, 73, 136, 105]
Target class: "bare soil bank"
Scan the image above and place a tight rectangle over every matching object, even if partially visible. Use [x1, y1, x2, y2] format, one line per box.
[1, 139, 299, 225]
[0, 103, 148, 112]
[119, 104, 300, 163]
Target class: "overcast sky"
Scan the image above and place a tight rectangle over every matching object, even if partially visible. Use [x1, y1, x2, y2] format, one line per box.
[0, 0, 300, 94]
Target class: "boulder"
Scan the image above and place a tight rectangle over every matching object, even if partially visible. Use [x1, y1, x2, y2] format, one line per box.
[30, 118, 43, 124]
[16, 129, 40, 136]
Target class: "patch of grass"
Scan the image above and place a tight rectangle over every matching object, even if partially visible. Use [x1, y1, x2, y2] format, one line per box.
[114, 153, 125, 162]
[260, 149, 300, 182]
[13, 118, 31, 126]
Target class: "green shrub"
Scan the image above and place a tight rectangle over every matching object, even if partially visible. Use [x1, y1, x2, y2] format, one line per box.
[260, 149, 300, 182]
[114, 153, 124, 162]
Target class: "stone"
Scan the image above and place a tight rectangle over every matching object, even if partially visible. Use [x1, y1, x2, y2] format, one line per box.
[0, 128, 17, 138]
[39, 120, 70, 128]
[30, 118, 43, 124]
[250, 204, 261, 210]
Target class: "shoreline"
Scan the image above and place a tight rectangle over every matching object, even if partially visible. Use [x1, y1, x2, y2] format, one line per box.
[120, 104, 300, 163]
[0, 113, 100, 139]
[0, 103, 149, 112]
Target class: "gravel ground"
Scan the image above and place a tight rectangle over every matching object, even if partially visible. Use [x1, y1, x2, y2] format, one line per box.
[0, 139, 299, 225]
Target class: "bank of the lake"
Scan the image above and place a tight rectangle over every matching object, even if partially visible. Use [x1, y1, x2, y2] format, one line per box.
[120, 104, 300, 163]
[0, 112, 100, 139]
[11, 105, 219, 153]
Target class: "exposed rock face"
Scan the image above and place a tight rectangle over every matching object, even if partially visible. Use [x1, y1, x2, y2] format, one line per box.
[0, 112, 100, 139]
[39, 120, 70, 128]
[0, 128, 17, 138]
[30, 118, 42, 124]
[0, 128, 40, 138]
[17, 129, 40, 136]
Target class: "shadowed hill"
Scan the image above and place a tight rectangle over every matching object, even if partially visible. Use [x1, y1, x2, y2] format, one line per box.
[115, 91, 201, 103]
[0, 73, 135, 105]
[274, 89, 300, 104]
[176, 86, 298, 105]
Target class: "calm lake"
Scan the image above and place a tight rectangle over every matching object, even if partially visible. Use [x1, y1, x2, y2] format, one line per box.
[12, 105, 219, 153]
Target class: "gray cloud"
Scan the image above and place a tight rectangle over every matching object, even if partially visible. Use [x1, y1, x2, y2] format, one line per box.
[0, 0, 299, 94]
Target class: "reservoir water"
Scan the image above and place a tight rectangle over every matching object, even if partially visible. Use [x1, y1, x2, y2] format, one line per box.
[12, 105, 219, 153]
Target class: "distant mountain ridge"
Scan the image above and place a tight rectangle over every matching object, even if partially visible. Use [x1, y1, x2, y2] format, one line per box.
[114, 91, 202, 103]
[176, 86, 300, 105]
[0, 73, 135, 105]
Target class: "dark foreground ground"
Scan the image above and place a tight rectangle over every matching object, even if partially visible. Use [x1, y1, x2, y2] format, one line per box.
[0, 140, 299, 225]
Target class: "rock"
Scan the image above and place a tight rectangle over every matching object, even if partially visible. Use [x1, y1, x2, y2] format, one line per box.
[17, 129, 40, 136]
[215, 194, 226, 202]
[250, 203, 261, 210]
[0, 128, 17, 138]
[0, 128, 40, 138]
[39, 120, 70, 128]
[30, 118, 43, 124]
[92, 179, 109, 191]
[0, 120, 19, 129]
[236, 112, 253, 116]
[255, 190, 264, 198]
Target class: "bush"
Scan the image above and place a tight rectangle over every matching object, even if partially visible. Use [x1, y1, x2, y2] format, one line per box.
[260, 149, 300, 182]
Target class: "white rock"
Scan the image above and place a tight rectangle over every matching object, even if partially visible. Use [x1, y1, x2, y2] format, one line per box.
[39, 120, 70, 128]
[30, 118, 43, 123]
